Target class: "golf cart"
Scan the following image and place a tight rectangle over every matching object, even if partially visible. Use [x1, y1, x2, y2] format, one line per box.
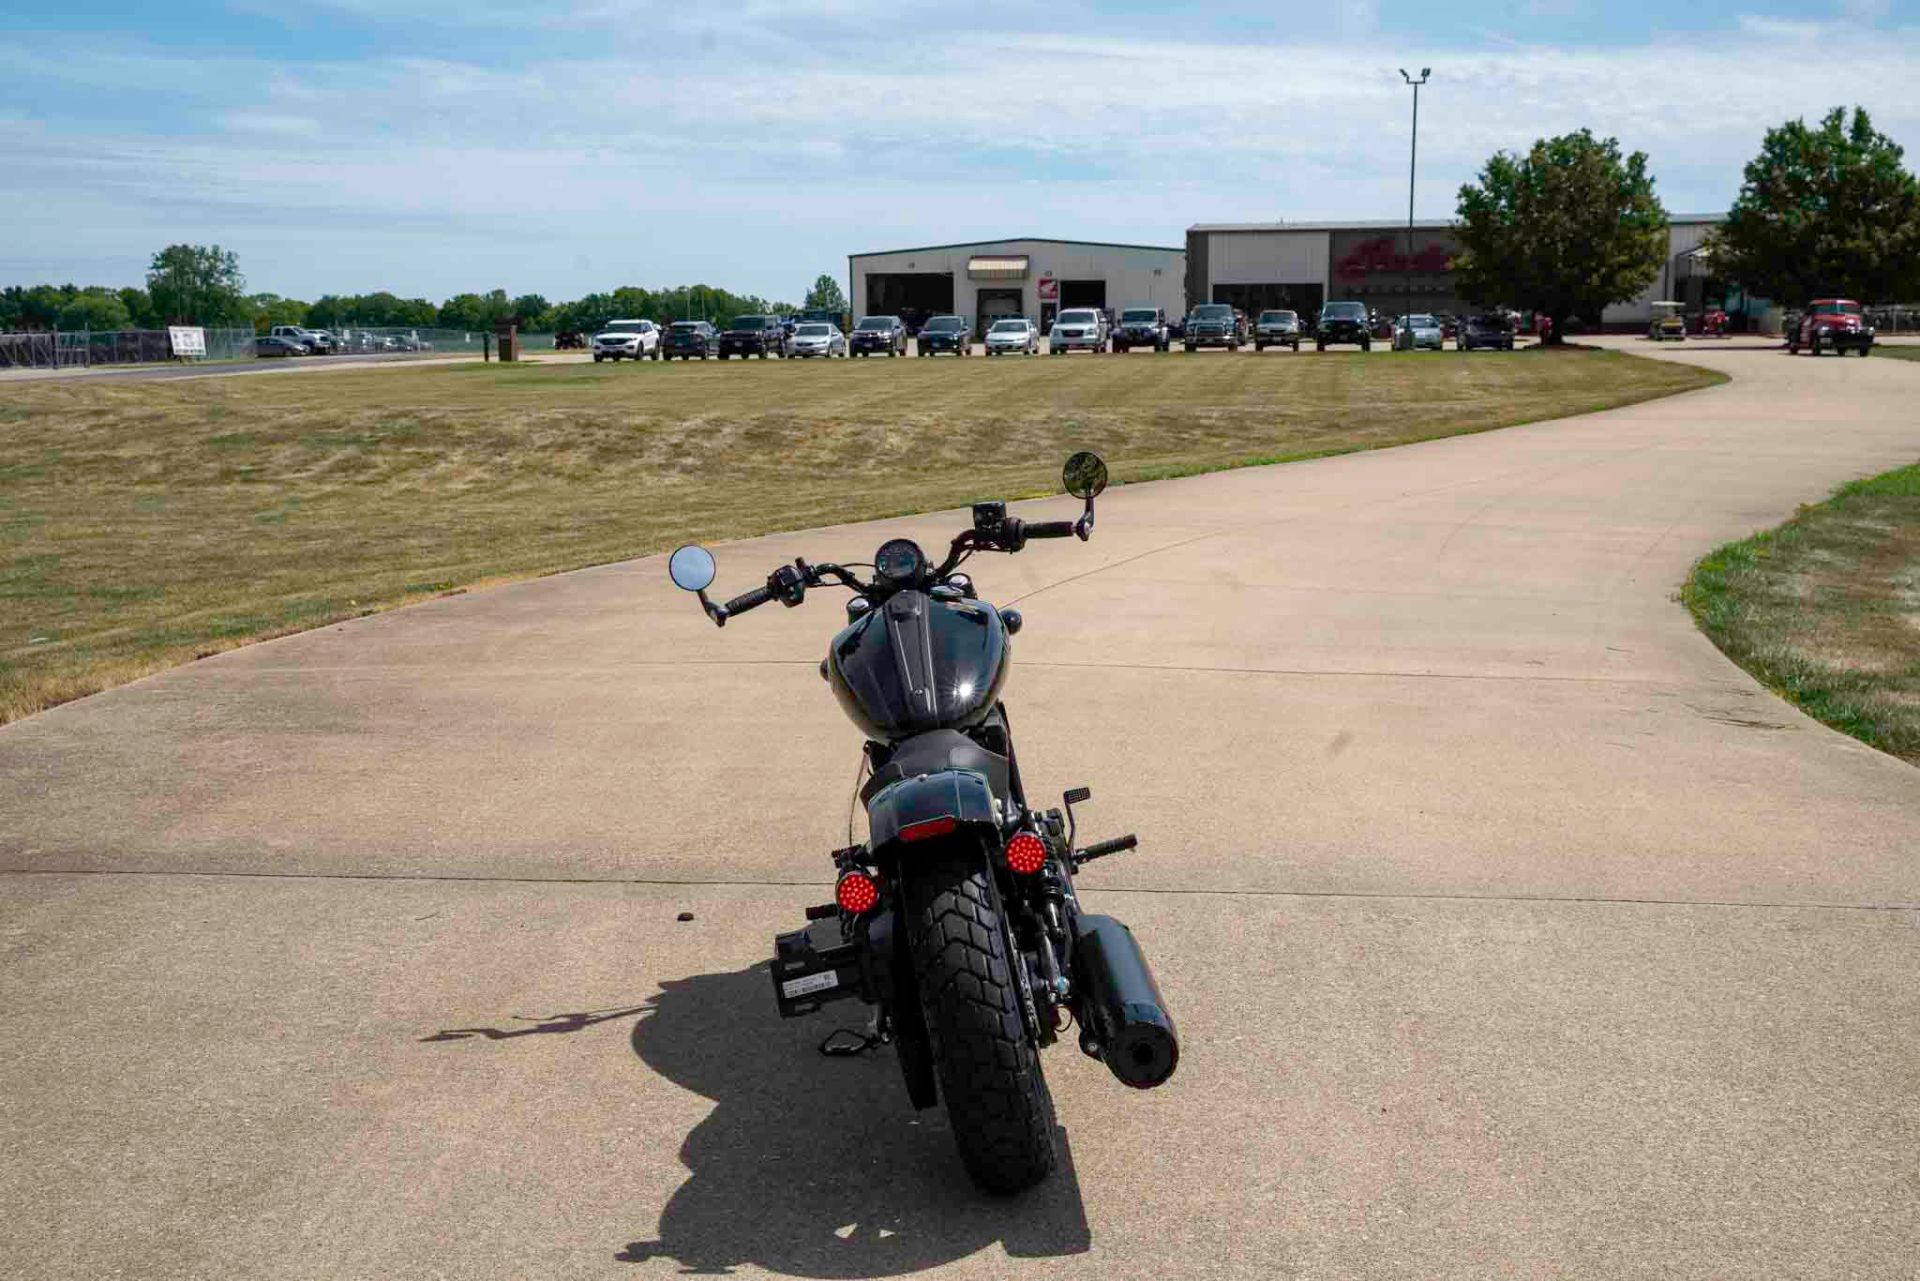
[1647, 301, 1686, 342]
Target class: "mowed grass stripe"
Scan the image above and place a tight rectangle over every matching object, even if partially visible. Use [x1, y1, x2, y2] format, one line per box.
[0, 349, 1721, 723]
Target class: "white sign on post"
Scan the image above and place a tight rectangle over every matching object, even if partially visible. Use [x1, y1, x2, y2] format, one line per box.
[168, 326, 207, 359]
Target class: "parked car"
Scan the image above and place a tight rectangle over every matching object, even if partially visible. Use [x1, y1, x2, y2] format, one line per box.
[1788, 298, 1875, 356]
[850, 315, 907, 357]
[1395, 314, 1445, 351]
[1457, 314, 1514, 351]
[254, 335, 305, 358]
[1048, 307, 1108, 354]
[662, 320, 720, 360]
[1112, 307, 1170, 353]
[1253, 309, 1302, 352]
[788, 322, 847, 358]
[918, 314, 972, 356]
[984, 318, 1040, 356]
[593, 318, 660, 362]
[1315, 301, 1372, 351]
[1182, 303, 1241, 351]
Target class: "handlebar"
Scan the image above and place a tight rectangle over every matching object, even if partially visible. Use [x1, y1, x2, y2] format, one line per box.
[721, 584, 775, 617]
[1021, 519, 1077, 540]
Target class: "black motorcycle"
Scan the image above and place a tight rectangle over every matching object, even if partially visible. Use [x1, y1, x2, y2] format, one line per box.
[667, 453, 1177, 1195]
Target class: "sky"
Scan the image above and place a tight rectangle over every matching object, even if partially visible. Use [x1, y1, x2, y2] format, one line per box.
[4, 0, 1918, 304]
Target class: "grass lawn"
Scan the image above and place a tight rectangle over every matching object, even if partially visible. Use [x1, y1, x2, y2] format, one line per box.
[1, 348, 1720, 723]
[1683, 464, 1920, 766]
[1872, 344, 1920, 362]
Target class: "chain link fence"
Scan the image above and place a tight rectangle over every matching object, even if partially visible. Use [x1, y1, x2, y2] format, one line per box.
[0, 327, 258, 370]
[1865, 305, 1920, 334]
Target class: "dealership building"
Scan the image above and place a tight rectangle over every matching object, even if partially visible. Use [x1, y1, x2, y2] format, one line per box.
[848, 215, 1740, 333]
[1185, 215, 1730, 329]
[847, 237, 1186, 336]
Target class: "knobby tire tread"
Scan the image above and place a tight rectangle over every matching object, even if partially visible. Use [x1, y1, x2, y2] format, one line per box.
[904, 841, 1058, 1194]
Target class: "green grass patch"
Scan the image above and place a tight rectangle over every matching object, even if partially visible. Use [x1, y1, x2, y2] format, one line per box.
[0, 348, 1721, 723]
[1872, 344, 1920, 362]
[1683, 462, 1920, 765]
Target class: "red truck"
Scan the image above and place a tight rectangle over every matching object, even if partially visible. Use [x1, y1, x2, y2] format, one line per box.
[1787, 299, 1875, 356]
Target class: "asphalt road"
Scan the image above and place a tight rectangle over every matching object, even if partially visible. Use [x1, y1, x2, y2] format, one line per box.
[0, 350, 480, 384]
[2, 338, 1916, 1279]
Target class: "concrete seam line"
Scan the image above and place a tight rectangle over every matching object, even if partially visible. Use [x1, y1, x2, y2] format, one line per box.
[1, 866, 1912, 915]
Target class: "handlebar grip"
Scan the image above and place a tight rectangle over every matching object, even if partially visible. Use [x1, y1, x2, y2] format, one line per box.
[1024, 520, 1077, 539]
[722, 584, 775, 616]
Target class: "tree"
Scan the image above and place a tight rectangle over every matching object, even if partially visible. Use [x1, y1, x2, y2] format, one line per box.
[147, 244, 247, 326]
[118, 287, 156, 329]
[511, 294, 552, 329]
[1453, 130, 1668, 343]
[247, 293, 310, 333]
[803, 274, 847, 314]
[1708, 107, 1920, 307]
[56, 289, 132, 332]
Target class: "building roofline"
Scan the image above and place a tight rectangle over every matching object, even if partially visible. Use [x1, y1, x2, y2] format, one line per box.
[1188, 213, 1726, 234]
[850, 236, 1185, 260]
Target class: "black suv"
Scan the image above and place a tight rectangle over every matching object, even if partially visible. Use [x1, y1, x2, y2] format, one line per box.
[662, 321, 719, 360]
[917, 314, 972, 356]
[1182, 303, 1241, 351]
[1113, 307, 1170, 353]
[1315, 301, 1371, 351]
[851, 315, 907, 357]
[719, 314, 786, 359]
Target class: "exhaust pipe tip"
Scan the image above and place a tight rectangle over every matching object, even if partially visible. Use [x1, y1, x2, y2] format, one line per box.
[1072, 914, 1180, 1090]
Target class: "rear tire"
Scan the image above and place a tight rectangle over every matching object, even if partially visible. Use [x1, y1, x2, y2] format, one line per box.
[903, 842, 1058, 1195]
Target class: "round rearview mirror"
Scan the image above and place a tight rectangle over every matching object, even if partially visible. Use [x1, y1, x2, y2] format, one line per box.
[668, 544, 717, 593]
[1063, 451, 1108, 500]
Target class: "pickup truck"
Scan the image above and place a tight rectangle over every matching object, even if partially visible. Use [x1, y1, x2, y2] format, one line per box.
[269, 325, 333, 354]
[1788, 299, 1875, 356]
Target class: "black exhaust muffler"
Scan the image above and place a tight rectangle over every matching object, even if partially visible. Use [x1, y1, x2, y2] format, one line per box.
[1071, 914, 1179, 1089]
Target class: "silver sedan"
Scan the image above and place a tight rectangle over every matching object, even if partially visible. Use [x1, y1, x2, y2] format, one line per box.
[1396, 314, 1446, 351]
[985, 318, 1040, 355]
[787, 322, 847, 358]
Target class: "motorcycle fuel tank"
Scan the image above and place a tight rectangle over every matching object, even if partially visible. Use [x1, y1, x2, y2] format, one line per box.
[826, 590, 1010, 741]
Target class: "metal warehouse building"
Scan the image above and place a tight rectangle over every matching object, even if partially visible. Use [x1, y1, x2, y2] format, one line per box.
[848, 238, 1185, 336]
[1185, 215, 1732, 329]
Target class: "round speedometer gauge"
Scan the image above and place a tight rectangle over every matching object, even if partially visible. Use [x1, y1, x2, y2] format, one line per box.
[874, 538, 928, 586]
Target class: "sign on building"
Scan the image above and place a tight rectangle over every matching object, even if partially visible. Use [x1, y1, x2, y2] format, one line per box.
[168, 326, 207, 359]
[1036, 276, 1058, 302]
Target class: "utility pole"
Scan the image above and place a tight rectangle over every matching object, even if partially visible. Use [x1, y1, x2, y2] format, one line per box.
[1399, 68, 1431, 344]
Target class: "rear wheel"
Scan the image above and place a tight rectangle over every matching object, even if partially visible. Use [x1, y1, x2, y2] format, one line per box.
[903, 842, 1058, 1195]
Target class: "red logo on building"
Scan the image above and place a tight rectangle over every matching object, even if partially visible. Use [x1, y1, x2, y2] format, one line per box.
[1334, 236, 1454, 282]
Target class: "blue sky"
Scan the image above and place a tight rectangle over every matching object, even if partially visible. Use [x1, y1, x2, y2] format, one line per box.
[4, 0, 1916, 302]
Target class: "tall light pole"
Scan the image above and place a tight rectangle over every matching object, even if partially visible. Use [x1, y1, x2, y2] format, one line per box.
[1399, 68, 1430, 340]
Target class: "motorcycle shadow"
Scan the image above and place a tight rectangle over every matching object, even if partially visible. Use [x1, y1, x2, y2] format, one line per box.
[617, 964, 1092, 1277]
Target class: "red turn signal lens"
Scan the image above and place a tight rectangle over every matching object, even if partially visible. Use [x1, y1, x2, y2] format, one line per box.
[898, 815, 958, 844]
[1005, 832, 1048, 875]
[835, 871, 880, 915]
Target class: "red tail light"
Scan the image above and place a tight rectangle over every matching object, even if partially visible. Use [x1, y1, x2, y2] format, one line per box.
[1005, 831, 1048, 875]
[835, 871, 880, 915]
[898, 815, 958, 844]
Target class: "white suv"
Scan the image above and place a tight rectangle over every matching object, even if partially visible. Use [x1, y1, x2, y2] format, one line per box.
[592, 319, 659, 362]
[1048, 308, 1108, 354]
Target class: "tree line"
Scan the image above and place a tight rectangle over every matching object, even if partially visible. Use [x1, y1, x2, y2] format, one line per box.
[1, 247, 815, 336]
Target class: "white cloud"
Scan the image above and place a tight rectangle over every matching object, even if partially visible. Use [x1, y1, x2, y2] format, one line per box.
[8, 19, 1920, 300]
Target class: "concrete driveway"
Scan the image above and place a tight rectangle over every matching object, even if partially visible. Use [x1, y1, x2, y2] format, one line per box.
[3, 338, 1916, 1279]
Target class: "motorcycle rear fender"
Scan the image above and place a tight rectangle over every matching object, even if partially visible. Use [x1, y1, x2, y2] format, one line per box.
[865, 768, 999, 851]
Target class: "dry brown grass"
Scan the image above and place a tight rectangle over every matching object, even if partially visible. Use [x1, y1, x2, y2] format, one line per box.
[1684, 464, 1920, 765]
[1, 348, 1720, 722]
